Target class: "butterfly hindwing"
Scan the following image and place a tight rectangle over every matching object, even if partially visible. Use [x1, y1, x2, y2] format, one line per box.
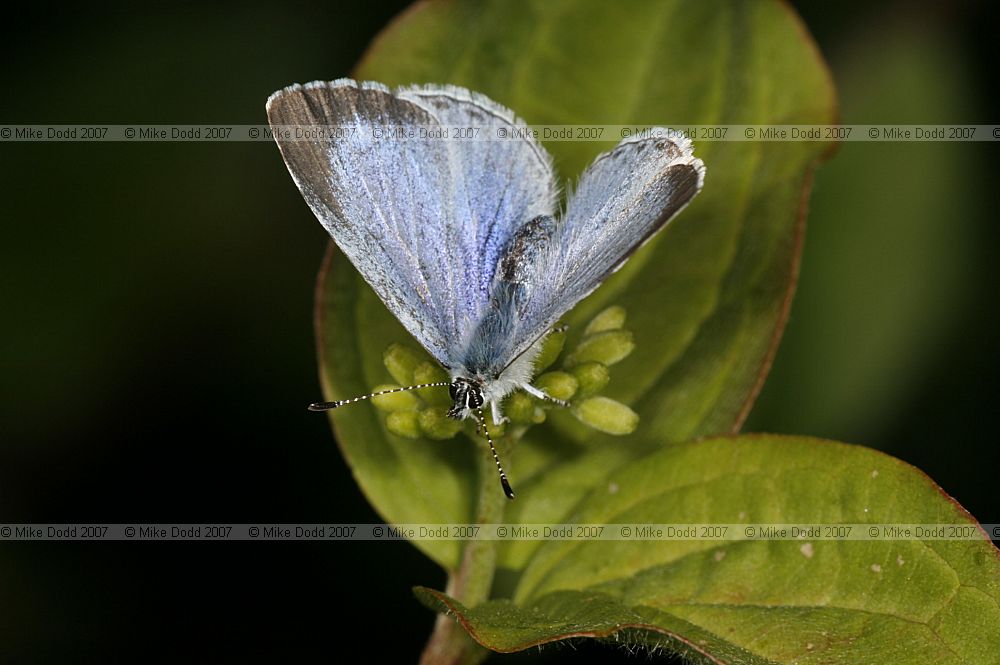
[481, 133, 706, 373]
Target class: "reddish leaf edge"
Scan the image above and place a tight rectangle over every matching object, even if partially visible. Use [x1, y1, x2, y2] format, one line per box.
[730, 0, 841, 432]
[412, 587, 749, 664]
[720, 433, 1000, 551]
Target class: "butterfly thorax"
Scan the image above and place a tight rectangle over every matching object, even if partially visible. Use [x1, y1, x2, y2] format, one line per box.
[446, 329, 548, 422]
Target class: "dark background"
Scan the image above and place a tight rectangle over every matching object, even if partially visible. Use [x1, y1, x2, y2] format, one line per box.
[1, 1, 996, 662]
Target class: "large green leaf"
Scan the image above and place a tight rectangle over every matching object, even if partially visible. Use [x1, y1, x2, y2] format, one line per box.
[315, 0, 836, 568]
[747, 19, 981, 445]
[419, 435, 1000, 664]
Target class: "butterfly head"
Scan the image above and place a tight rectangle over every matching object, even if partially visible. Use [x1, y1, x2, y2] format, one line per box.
[447, 377, 485, 420]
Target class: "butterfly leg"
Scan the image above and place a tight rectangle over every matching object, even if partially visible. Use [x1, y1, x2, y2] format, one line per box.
[522, 383, 570, 408]
[490, 400, 510, 426]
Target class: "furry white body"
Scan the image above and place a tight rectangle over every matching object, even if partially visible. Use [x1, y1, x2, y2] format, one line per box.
[449, 332, 550, 424]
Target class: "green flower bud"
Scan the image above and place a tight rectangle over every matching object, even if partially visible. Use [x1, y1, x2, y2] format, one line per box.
[371, 384, 420, 412]
[533, 327, 567, 372]
[413, 362, 450, 406]
[584, 305, 626, 335]
[383, 343, 424, 386]
[572, 396, 638, 435]
[482, 415, 507, 439]
[419, 407, 463, 440]
[571, 361, 610, 396]
[505, 392, 542, 425]
[460, 413, 507, 439]
[565, 330, 635, 367]
[385, 411, 420, 439]
[534, 371, 579, 402]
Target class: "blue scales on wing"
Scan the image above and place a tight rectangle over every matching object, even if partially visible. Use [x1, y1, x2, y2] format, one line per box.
[464, 133, 706, 376]
[265, 79, 556, 369]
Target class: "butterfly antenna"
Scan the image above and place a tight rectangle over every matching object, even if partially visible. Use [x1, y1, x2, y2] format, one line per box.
[308, 382, 450, 411]
[476, 407, 515, 500]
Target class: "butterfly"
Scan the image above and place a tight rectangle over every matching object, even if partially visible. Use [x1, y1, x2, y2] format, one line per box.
[266, 79, 705, 499]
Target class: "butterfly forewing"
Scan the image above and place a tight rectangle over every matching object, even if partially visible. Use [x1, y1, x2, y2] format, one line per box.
[398, 85, 557, 318]
[266, 79, 557, 369]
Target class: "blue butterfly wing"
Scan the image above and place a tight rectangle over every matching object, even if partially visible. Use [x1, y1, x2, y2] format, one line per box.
[398, 84, 557, 326]
[266, 79, 556, 368]
[472, 133, 706, 374]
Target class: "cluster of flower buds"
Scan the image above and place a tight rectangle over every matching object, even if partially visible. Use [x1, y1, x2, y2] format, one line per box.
[374, 305, 639, 439]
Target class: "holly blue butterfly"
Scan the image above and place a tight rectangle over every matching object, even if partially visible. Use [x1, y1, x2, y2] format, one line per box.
[266, 79, 705, 498]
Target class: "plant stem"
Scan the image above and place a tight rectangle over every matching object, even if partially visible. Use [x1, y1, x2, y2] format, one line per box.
[419, 439, 510, 665]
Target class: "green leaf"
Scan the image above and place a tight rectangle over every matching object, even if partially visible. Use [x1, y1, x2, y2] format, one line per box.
[421, 435, 1000, 664]
[746, 20, 981, 444]
[315, 0, 836, 568]
[414, 588, 775, 663]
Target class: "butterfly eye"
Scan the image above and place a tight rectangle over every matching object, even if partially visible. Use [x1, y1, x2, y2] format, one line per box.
[448, 381, 462, 401]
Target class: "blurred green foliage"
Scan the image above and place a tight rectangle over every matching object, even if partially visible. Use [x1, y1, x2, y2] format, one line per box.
[748, 19, 983, 444]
